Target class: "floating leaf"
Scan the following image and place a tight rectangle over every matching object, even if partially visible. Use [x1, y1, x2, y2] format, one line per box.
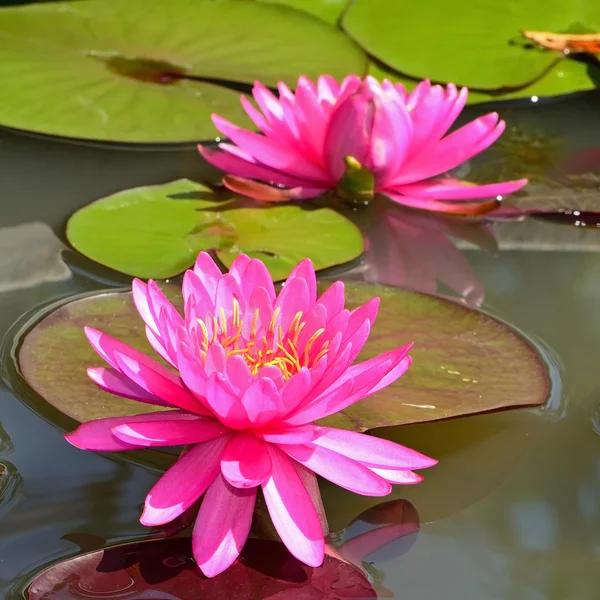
[14, 281, 550, 434]
[0, 0, 366, 143]
[369, 57, 597, 104]
[345, 0, 600, 94]
[258, 0, 350, 25]
[66, 179, 364, 281]
[27, 537, 377, 599]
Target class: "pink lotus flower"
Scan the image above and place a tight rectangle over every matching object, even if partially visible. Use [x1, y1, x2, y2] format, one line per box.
[198, 75, 527, 215]
[65, 252, 436, 577]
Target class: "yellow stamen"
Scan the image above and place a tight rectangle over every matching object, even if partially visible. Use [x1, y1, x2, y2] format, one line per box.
[195, 303, 331, 380]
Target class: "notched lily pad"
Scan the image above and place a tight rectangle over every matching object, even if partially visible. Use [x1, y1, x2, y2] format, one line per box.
[0, 0, 366, 143]
[27, 537, 377, 599]
[66, 179, 364, 282]
[14, 281, 551, 433]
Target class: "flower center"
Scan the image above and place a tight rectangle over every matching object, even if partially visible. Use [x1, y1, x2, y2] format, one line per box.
[197, 299, 328, 380]
[335, 156, 375, 204]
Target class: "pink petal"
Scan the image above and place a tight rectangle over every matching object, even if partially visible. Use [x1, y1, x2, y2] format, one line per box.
[221, 433, 272, 488]
[392, 113, 504, 184]
[211, 114, 328, 182]
[242, 286, 275, 341]
[141, 434, 231, 526]
[192, 252, 223, 301]
[174, 333, 210, 406]
[222, 175, 327, 202]
[370, 89, 413, 182]
[294, 461, 329, 536]
[262, 445, 324, 567]
[65, 411, 185, 452]
[192, 474, 256, 577]
[280, 368, 312, 415]
[84, 327, 175, 382]
[369, 467, 424, 484]
[86, 367, 172, 407]
[282, 444, 391, 496]
[239, 259, 276, 303]
[112, 416, 228, 447]
[198, 145, 313, 189]
[323, 87, 373, 181]
[285, 258, 317, 306]
[274, 276, 310, 332]
[313, 428, 437, 469]
[316, 280, 346, 319]
[214, 274, 245, 325]
[131, 279, 157, 333]
[288, 346, 412, 425]
[182, 269, 215, 317]
[428, 85, 469, 144]
[205, 373, 250, 430]
[145, 326, 177, 368]
[383, 191, 500, 216]
[316, 74, 341, 104]
[205, 343, 226, 377]
[258, 424, 321, 445]
[394, 178, 528, 200]
[113, 350, 203, 414]
[240, 94, 271, 132]
[241, 377, 283, 428]
[224, 355, 253, 395]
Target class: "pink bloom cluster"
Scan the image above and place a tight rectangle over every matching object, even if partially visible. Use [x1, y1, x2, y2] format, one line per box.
[199, 75, 527, 215]
[66, 253, 436, 577]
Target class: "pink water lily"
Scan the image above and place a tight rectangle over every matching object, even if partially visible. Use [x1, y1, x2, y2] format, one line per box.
[198, 75, 527, 215]
[65, 252, 436, 577]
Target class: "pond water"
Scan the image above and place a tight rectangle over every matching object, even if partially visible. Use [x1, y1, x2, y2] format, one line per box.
[1, 73, 600, 599]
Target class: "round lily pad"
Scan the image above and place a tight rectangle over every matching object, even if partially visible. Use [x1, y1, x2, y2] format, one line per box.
[369, 57, 597, 105]
[0, 0, 366, 143]
[66, 179, 365, 281]
[259, 0, 350, 25]
[13, 281, 551, 434]
[344, 0, 600, 91]
[27, 537, 377, 599]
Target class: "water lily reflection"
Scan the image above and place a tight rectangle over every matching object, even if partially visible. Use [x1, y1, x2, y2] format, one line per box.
[361, 200, 497, 305]
[326, 499, 420, 596]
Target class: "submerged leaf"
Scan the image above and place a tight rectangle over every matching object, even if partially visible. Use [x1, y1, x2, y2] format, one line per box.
[0, 0, 366, 143]
[66, 180, 364, 281]
[14, 281, 550, 434]
[27, 537, 377, 599]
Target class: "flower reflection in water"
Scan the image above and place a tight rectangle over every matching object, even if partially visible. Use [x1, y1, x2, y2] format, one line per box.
[360, 199, 497, 305]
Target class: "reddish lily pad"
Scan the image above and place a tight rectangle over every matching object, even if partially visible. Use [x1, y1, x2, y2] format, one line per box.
[27, 537, 377, 599]
[66, 180, 364, 282]
[12, 281, 551, 435]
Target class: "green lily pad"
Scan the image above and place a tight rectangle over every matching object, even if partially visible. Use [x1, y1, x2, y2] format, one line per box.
[258, 0, 350, 25]
[0, 0, 366, 144]
[369, 58, 597, 104]
[344, 0, 600, 92]
[66, 179, 364, 281]
[14, 281, 551, 434]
